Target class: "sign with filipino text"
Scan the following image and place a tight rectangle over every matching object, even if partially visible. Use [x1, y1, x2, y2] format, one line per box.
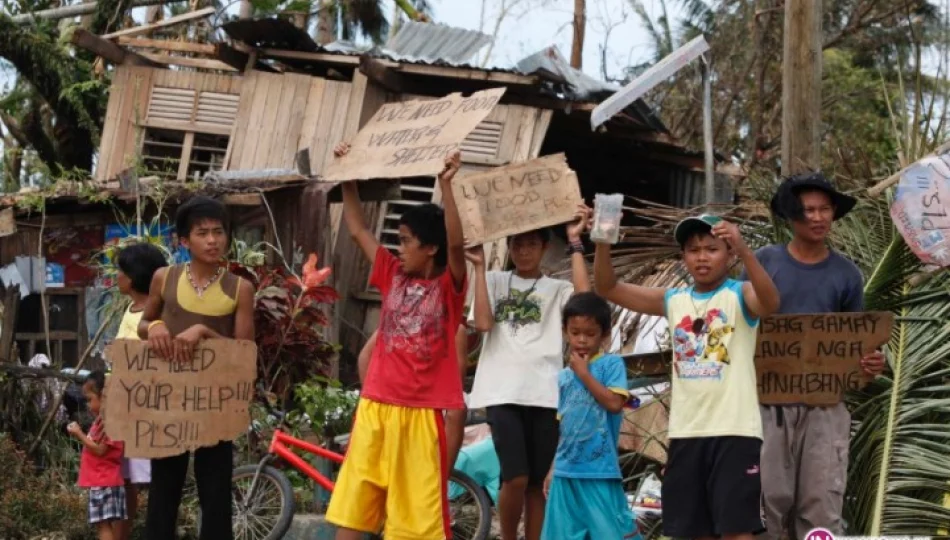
[323, 88, 506, 182]
[452, 153, 583, 246]
[755, 313, 893, 406]
[103, 339, 257, 458]
[891, 147, 950, 266]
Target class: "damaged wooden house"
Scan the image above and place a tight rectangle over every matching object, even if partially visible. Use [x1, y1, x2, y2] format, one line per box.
[56, 15, 735, 379]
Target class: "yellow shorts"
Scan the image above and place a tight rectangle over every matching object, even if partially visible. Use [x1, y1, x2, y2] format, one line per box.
[326, 398, 450, 540]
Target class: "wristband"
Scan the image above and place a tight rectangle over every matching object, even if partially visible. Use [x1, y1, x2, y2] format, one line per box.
[566, 240, 584, 255]
[148, 320, 166, 332]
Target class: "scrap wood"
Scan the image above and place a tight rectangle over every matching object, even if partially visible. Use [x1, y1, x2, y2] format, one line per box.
[619, 391, 670, 464]
[102, 7, 216, 40]
[139, 52, 238, 71]
[117, 36, 217, 55]
[70, 28, 157, 66]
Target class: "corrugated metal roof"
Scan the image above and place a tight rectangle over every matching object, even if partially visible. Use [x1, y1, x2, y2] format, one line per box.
[517, 46, 619, 98]
[219, 18, 670, 133]
[384, 21, 490, 64]
[517, 46, 668, 133]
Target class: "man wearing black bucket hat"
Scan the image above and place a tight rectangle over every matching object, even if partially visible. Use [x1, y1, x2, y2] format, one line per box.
[742, 172, 886, 540]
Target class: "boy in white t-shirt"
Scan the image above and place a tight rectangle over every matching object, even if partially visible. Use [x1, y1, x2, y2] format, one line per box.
[465, 204, 591, 540]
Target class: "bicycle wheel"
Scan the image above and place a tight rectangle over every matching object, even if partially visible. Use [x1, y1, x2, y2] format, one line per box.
[446, 469, 491, 540]
[231, 463, 295, 540]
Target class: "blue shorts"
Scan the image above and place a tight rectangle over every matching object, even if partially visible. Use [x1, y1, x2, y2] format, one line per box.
[541, 476, 640, 540]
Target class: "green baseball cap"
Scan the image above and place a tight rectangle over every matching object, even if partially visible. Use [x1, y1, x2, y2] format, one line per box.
[673, 214, 723, 246]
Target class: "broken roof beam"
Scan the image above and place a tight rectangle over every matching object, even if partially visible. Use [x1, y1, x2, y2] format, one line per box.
[254, 47, 363, 66]
[117, 36, 217, 55]
[250, 46, 540, 85]
[139, 52, 238, 71]
[395, 63, 538, 86]
[12, 0, 184, 24]
[71, 28, 158, 66]
[359, 56, 408, 93]
[102, 7, 216, 39]
[216, 43, 278, 73]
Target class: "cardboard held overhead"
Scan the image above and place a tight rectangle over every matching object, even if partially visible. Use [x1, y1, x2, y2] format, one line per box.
[103, 339, 257, 459]
[451, 153, 583, 246]
[323, 87, 506, 182]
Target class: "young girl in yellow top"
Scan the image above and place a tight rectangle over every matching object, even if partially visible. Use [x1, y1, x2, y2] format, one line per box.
[114, 242, 167, 540]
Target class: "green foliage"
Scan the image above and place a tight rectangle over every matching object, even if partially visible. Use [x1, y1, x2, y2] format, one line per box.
[0, 434, 93, 540]
[821, 48, 900, 178]
[294, 376, 359, 440]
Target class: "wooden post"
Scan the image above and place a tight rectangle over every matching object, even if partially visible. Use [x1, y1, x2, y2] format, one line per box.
[570, 0, 586, 69]
[781, 0, 823, 176]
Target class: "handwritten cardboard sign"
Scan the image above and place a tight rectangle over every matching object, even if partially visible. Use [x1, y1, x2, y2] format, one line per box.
[103, 339, 257, 458]
[891, 149, 950, 266]
[323, 88, 506, 182]
[451, 153, 583, 246]
[755, 312, 893, 406]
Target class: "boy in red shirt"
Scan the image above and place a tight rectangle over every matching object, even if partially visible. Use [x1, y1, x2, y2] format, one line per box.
[68, 370, 127, 540]
[327, 143, 468, 540]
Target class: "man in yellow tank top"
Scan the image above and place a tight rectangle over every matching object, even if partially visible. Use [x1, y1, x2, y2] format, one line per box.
[137, 197, 255, 540]
[593, 213, 781, 540]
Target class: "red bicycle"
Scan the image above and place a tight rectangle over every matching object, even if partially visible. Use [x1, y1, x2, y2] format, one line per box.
[229, 405, 492, 540]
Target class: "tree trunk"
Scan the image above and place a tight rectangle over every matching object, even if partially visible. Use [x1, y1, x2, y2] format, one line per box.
[315, 0, 336, 45]
[780, 0, 822, 176]
[238, 0, 252, 19]
[570, 0, 586, 69]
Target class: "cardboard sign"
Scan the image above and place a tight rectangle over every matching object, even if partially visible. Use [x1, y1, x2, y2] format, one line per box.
[891, 148, 950, 266]
[451, 153, 583, 246]
[755, 313, 893, 406]
[103, 339, 257, 458]
[323, 88, 506, 182]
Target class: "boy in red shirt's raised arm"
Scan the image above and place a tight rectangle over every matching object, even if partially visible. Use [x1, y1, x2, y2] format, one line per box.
[327, 143, 468, 540]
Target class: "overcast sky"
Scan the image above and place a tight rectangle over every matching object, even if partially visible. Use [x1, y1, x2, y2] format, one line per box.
[411, 0, 673, 80]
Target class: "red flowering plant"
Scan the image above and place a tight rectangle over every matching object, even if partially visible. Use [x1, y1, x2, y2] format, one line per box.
[229, 254, 339, 396]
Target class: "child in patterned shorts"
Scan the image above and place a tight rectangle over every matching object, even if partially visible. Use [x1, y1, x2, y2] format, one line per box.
[68, 370, 127, 540]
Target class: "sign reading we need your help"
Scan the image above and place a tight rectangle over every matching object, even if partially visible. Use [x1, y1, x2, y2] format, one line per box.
[104, 339, 257, 459]
[452, 153, 583, 246]
[323, 87, 506, 182]
[754, 313, 892, 406]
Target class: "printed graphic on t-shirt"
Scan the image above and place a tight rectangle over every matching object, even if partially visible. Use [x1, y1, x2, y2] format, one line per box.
[494, 288, 542, 331]
[672, 308, 735, 380]
[558, 383, 614, 464]
[380, 275, 446, 360]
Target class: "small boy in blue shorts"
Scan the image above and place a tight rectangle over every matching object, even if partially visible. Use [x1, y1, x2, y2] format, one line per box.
[541, 291, 640, 540]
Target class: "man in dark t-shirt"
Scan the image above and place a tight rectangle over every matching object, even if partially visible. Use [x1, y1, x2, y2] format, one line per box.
[742, 173, 885, 540]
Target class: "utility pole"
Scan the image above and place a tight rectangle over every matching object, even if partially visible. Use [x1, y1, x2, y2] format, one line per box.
[570, 0, 586, 69]
[780, 0, 823, 176]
